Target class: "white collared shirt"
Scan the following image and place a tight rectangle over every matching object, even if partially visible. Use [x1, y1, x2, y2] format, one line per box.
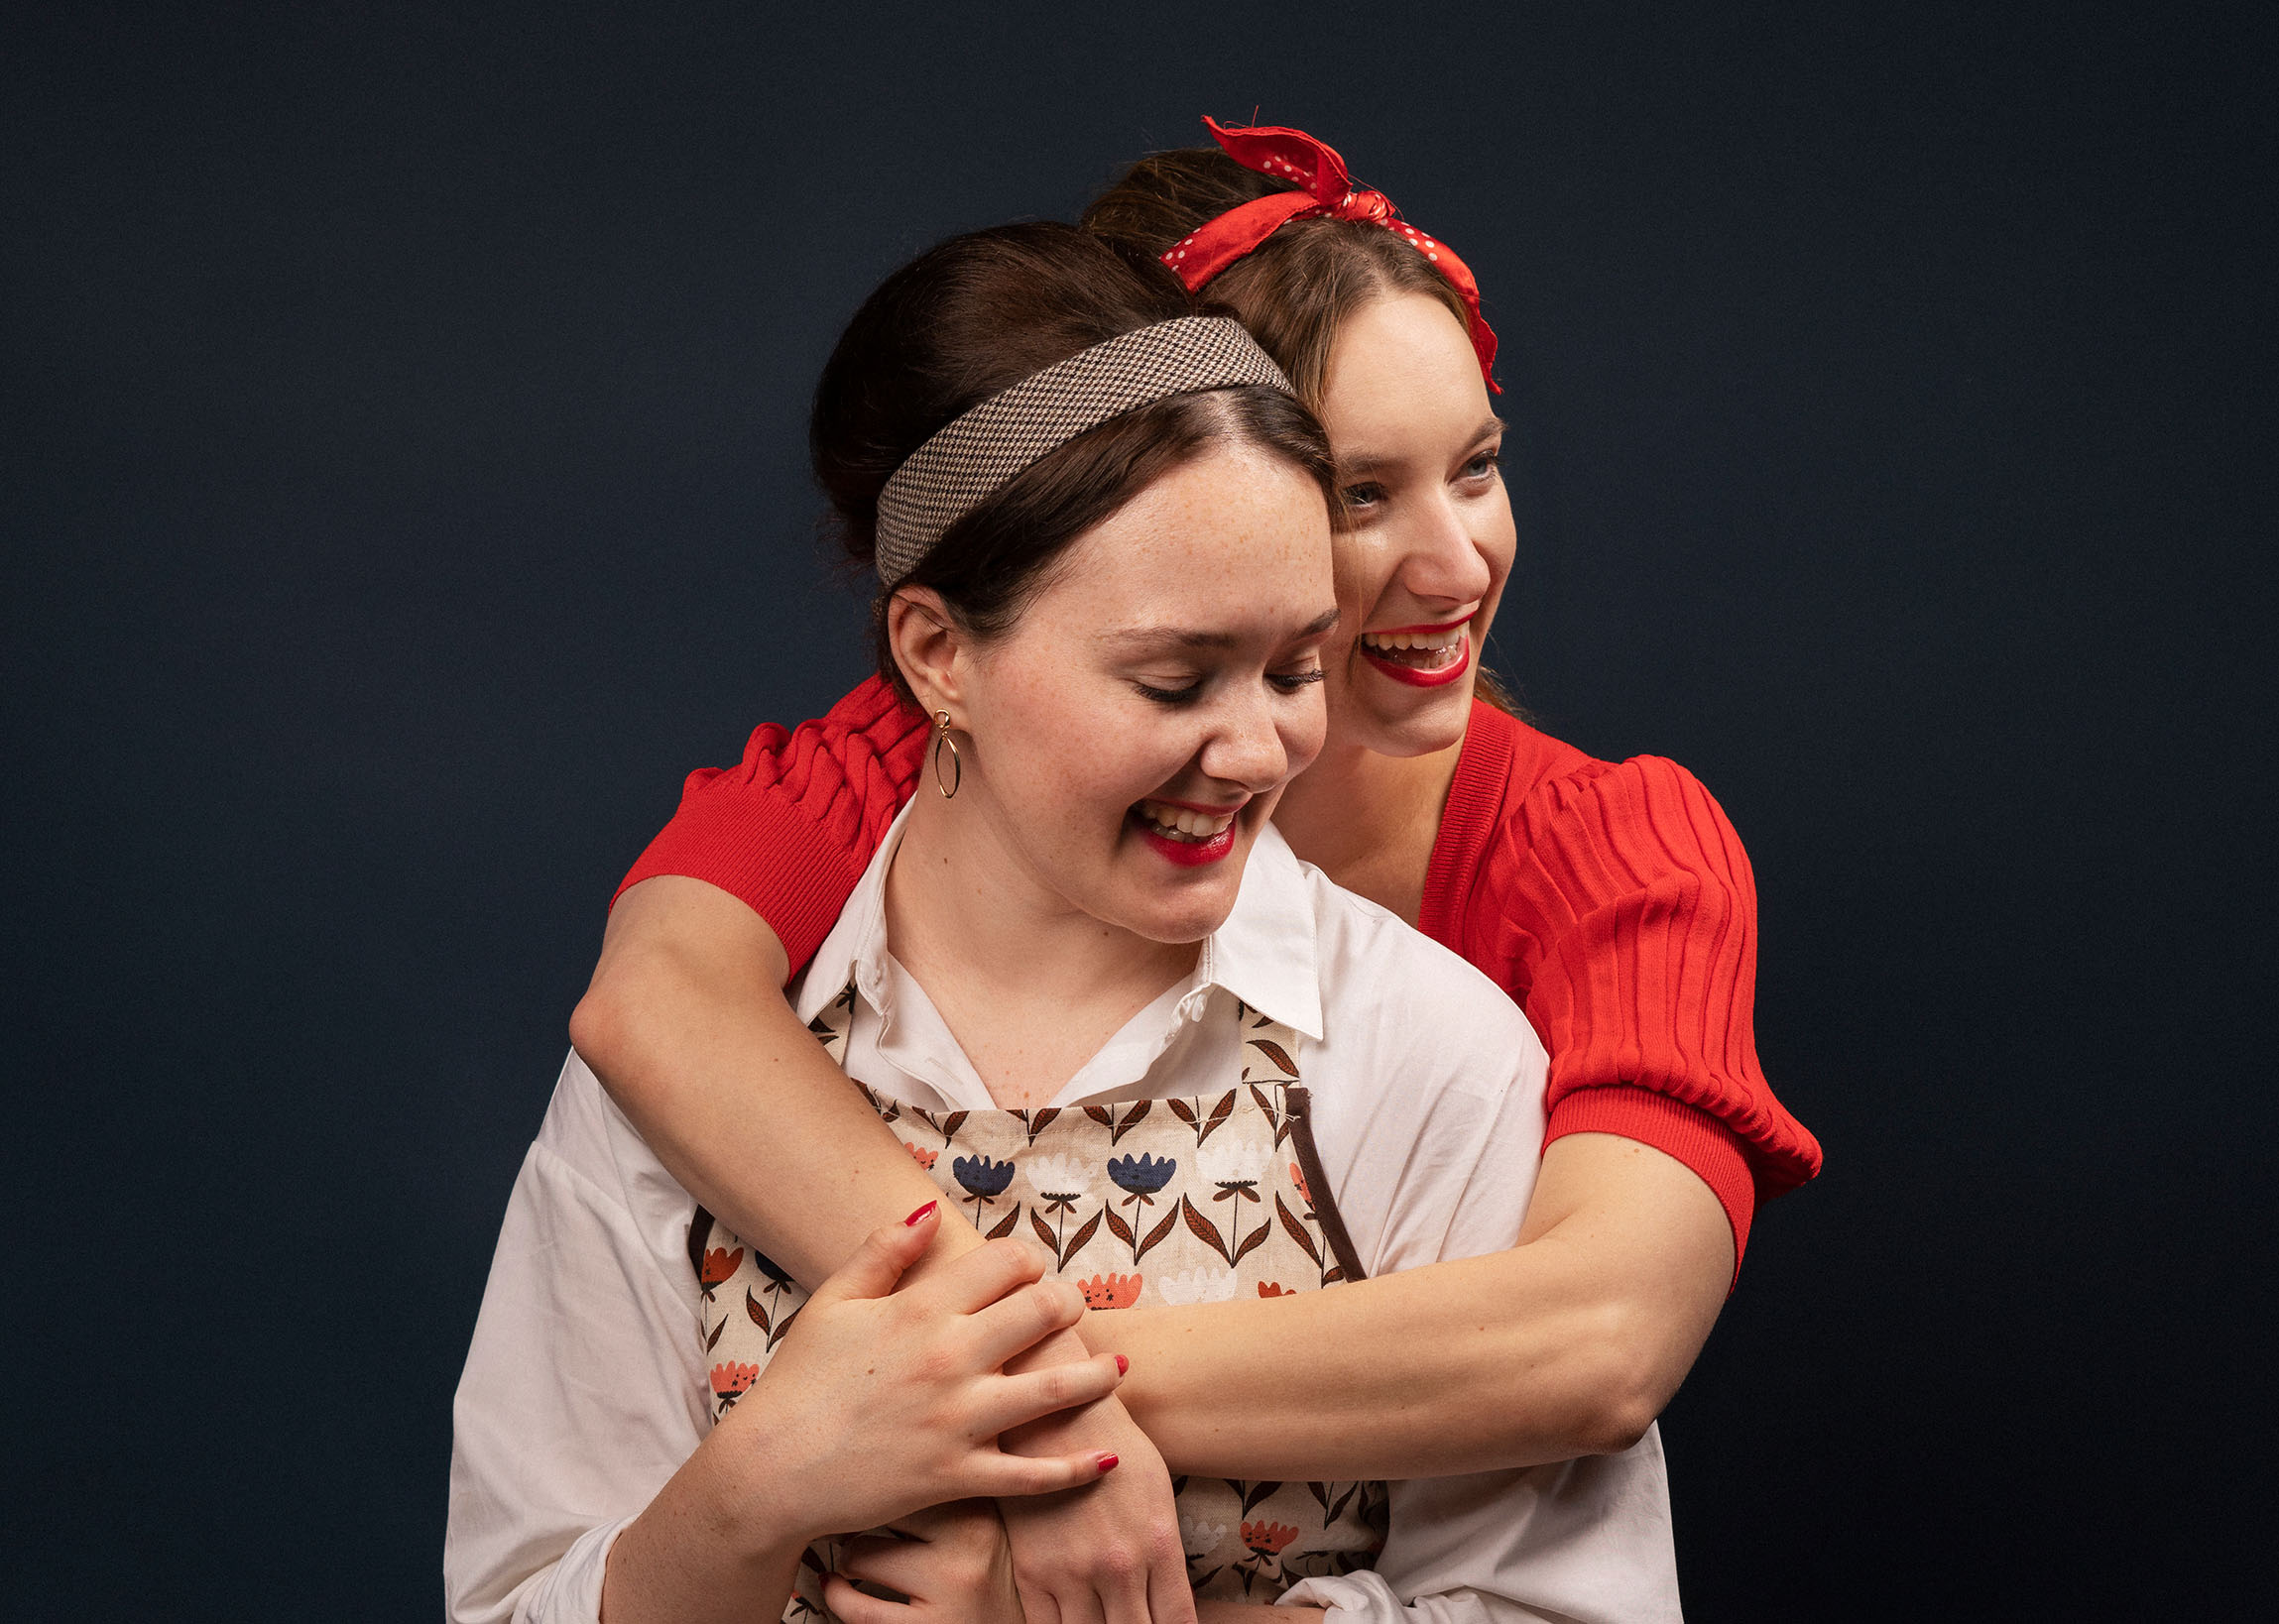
[447, 817, 1681, 1624]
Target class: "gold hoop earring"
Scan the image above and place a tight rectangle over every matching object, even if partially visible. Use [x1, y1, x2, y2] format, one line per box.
[932, 711, 961, 800]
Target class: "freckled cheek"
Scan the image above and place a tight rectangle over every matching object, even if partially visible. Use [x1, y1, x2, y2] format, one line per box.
[994, 699, 1162, 831]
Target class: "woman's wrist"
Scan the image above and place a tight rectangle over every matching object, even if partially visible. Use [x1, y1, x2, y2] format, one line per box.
[602, 1430, 810, 1624]
[698, 1399, 835, 1552]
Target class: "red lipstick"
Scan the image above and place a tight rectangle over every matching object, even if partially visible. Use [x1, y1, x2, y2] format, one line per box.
[1359, 633, 1473, 688]
[1139, 823, 1238, 866]
[1129, 800, 1242, 867]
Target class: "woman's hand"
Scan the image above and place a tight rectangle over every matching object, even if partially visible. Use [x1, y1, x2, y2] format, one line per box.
[605, 1207, 1124, 1623]
[731, 1205, 1130, 1542]
[995, 1399, 1194, 1624]
[826, 1501, 1023, 1624]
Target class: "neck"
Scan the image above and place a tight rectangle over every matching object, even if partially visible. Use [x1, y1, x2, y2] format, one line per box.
[1272, 732, 1464, 923]
[883, 786, 1196, 1085]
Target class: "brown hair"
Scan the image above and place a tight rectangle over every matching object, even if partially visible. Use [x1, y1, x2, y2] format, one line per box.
[1083, 148, 1520, 714]
[811, 221, 1338, 704]
[1080, 150, 1475, 413]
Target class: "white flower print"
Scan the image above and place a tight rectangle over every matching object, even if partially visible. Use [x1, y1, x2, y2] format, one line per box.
[1022, 1153, 1094, 1215]
[1180, 1515, 1228, 1556]
[1152, 1267, 1241, 1306]
[1196, 1133, 1272, 1203]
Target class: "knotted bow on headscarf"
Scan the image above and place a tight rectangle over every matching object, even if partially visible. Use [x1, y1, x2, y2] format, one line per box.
[1160, 117, 1499, 392]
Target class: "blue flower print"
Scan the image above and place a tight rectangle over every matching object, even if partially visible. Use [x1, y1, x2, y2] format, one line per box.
[1107, 1152, 1177, 1207]
[951, 1154, 1017, 1208]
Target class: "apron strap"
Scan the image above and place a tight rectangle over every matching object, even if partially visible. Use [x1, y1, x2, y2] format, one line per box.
[1235, 1002, 1368, 1284]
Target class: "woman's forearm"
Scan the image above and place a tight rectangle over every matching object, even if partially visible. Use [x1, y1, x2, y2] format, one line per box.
[1090, 1256, 1635, 1476]
[1085, 1133, 1736, 1478]
[601, 1430, 805, 1624]
[572, 874, 985, 1288]
[573, 883, 1732, 1479]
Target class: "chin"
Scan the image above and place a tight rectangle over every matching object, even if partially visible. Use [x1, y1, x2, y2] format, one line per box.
[1127, 883, 1244, 945]
[1100, 846, 1251, 945]
[1354, 675, 1477, 758]
[1331, 629, 1484, 755]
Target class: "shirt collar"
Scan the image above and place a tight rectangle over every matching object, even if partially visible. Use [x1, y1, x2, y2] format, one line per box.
[791, 805, 1324, 1041]
[1186, 821, 1323, 1038]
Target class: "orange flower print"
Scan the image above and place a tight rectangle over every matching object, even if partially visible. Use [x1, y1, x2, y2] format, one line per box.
[1077, 1272, 1142, 1310]
[904, 1141, 938, 1171]
[698, 1245, 744, 1298]
[710, 1360, 759, 1414]
[1258, 1282, 1293, 1298]
[1288, 1161, 1313, 1208]
[1241, 1519, 1299, 1557]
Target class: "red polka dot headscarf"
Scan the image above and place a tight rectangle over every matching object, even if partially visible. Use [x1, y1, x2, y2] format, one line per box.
[1160, 117, 1499, 393]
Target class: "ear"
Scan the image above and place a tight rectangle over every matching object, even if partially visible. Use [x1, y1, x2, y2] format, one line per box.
[885, 587, 970, 721]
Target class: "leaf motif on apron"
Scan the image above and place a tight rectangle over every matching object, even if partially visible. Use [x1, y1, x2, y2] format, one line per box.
[699, 994, 1386, 1618]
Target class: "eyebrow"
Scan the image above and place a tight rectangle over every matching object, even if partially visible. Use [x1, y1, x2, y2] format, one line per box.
[1104, 605, 1342, 654]
[1339, 415, 1507, 477]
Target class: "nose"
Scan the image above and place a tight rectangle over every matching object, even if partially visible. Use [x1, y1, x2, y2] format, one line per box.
[1398, 490, 1494, 609]
[1197, 680, 1296, 793]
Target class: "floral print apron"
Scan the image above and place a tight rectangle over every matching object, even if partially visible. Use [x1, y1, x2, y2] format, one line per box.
[694, 986, 1387, 1619]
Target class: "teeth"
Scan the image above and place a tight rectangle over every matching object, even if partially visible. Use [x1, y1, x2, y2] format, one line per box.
[1136, 800, 1238, 843]
[1361, 626, 1465, 654]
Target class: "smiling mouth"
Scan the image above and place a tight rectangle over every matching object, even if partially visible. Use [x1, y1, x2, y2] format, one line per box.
[1356, 623, 1469, 672]
[1133, 799, 1239, 844]
[1128, 798, 1243, 868]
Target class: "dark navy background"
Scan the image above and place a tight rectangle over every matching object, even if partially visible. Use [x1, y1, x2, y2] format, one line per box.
[5, 4, 2272, 1617]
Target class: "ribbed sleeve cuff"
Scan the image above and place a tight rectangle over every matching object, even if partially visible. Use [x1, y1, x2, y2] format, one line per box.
[612, 783, 873, 983]
[1545, 1085, 1754, 1281]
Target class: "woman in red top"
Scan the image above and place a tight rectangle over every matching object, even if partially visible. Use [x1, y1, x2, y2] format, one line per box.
[573, 122, 1821, 1624]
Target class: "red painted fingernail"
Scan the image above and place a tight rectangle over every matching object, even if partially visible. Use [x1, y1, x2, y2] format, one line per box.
[903, 1200, 937, 1225]
[1096, 1451, 1120, 1473]
[1115, 1354, 1130, 1376]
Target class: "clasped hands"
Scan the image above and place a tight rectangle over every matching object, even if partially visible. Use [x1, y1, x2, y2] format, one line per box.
[730, 1204, 1196, 1624]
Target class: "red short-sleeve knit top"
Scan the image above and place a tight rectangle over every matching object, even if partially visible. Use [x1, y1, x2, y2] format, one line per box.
[618, 678, 1821, 1265]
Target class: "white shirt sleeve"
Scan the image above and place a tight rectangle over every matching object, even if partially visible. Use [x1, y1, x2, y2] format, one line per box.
[444, 1059, 710, 1624]
[1291, 903, 1683, 1624]
[1281, 1443, 1682, 1624]
[1274, 1572, 1562, 1624]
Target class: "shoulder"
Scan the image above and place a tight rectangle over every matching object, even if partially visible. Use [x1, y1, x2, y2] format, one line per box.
[1431, 708, 1756, 974]
[611, 676, 929, 972]
[1482, 748, 1756, 903]
[1293, 853, 1546, 1109]
[1456, 701, 1602, 809]
[1277, 854, 1552, 1268]
[671, 674, 928, 809]
[1420, 702, 1598, 948]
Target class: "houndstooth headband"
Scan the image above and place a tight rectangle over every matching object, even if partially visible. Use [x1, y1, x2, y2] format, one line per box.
[874, 315, 1291, 584]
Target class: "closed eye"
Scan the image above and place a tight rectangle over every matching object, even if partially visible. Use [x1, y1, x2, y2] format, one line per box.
[1139, 667, 1324, 705]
